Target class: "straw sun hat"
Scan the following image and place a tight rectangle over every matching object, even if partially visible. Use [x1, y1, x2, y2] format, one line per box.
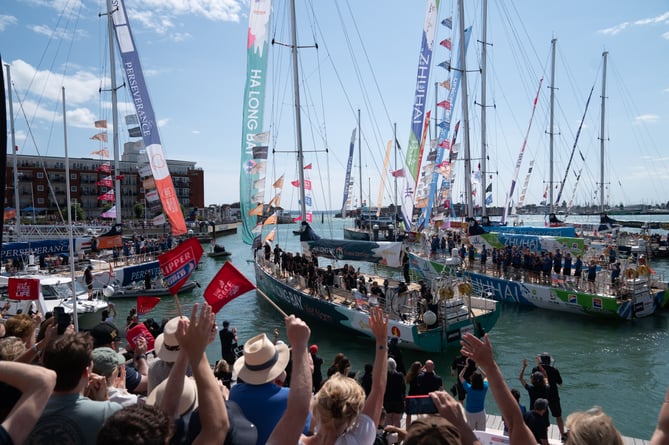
[233, 333, 290, 385]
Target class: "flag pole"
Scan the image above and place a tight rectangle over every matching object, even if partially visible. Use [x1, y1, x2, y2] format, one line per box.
[255, 288, 288, 318]
[172, 293, 183, 318]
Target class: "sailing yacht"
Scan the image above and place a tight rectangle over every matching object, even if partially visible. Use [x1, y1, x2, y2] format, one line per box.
[409, 47, 668, 319]
[243, 0, 499, 352]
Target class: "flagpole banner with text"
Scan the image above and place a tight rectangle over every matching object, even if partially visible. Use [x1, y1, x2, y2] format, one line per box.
[110, 0, 187, 236]
[240, 0, 273, 245]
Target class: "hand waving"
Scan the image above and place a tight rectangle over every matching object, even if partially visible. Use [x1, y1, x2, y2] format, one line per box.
[175, 303, 215, 363]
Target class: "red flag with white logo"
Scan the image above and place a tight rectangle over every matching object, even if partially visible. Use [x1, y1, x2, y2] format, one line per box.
[137, 296, 161, 315]
[8, 278, 40, 300]
[158, 238, 203, 294]
[204, 262, 256, 314]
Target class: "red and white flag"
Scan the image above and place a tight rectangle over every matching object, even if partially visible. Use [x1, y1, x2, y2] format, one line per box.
[204, 262, 256, 314]
[158, 238, 203, 294]
[137, 296, 161, 315]
[8, 278, 40, 300]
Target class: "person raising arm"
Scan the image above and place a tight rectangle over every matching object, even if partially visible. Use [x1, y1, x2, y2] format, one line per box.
[460, 333, 536, 445]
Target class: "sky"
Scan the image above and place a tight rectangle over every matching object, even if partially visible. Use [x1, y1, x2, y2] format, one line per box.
[2, 0, 668, 211]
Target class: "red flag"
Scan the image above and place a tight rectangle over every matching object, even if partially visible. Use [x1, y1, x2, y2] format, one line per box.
[91, 132, 108, 142]
[158, 238, 203, 294]
[391, 169, 405, 178]
[96, 163, 111, 173]
[439, 38, 452, 50]
[204, 262, 256, 314]
[304, 163, 312, 169]
[126, 322, 156, 352]
[137, 296, 161, 315]
[8, 278, 40, 300]
[94, 119, 108, 128]
[437, 100, 451, 110]
[292, 215, 303, 222]
[291, 180, 300, 187]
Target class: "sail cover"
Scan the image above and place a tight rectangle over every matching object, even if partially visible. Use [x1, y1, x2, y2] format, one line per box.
[240, 0, 273, 245]
[110, 0, 187, 236]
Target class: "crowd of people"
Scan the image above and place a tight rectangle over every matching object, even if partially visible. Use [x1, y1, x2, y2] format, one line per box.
[1, 302, 669, 445]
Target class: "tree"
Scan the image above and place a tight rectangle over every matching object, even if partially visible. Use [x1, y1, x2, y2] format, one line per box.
[133, 202, 144, 220]
[71, 202, 85, 222]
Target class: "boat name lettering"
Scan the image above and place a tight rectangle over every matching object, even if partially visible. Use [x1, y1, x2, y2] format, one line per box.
[303, 305, 334, 322]
[274, 286, 303, 311]
[244, 69, 264, 135]
[123, 63, 151, 137]
[161, 251, 195, 276]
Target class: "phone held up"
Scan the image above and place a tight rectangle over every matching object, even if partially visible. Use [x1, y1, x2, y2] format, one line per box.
[405, 395, 438, 415]
[53, 307, 71, 335]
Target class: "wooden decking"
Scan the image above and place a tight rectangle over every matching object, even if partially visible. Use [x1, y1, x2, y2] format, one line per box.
[482, 414, 649, 445]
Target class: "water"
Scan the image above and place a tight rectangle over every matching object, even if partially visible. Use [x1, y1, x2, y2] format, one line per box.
[109, 215, 669, 440]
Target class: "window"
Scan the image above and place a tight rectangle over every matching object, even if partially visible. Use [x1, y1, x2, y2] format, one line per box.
[71, 173, 77, 180]
[71, 186, 77, 192]
[37, 198, 45, 205]
[37, 185, 44, 192]
[37, 172, 44, 179]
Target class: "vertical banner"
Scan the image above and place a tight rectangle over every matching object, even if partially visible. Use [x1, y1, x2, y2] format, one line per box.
[240, 0, 272, 245]
[420, 27, 471, 229]
[110, 0, 187, 236]
[341, 128, 356, 218]
[376, 140, 393, 217]
[400, 0, 440, 229]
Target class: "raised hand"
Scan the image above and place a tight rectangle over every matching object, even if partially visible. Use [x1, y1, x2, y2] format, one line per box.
[175, 303, 215, 362]
[460, 333, 494, 369]
[369, 306, 389, 344]
[284, 315, 310, 351]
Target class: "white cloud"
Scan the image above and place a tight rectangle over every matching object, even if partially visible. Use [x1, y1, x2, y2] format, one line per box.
[599, 11, 669, 35]
[192, 130, 201, 135]
[599, 22, 629, 35]
[157, 118, 169, 128]
[663, 31, 669, 40]
[633, 11, 669, 26]
[138, 0, 243, 23]
[634, 114, 659, 123]
[24, 0, 86, 19]
[0, 14, 18, 31]
[28, 24, 87, 40]
[10, 59, 100, 106]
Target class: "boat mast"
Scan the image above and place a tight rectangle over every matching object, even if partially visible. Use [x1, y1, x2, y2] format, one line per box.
[358, 109, 363, 209]
[5, 64, 21, 237]
[62, 87, 79, 332]
[548, 38, 556, 213]
[289, 0, 307, 221]
[599, 51, 608, 213]
[480, 0, 488, 217]
[105, 0, 122, 225]
[393, 122, 398, 220]
[457, 0, 473, 217]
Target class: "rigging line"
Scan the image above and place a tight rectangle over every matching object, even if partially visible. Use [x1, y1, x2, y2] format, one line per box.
[10, 85, 66, 223]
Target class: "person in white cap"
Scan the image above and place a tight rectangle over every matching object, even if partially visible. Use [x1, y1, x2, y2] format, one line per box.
[148, 316, 191, 394]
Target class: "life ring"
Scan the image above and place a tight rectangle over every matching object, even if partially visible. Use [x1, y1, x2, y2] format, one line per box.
[438, 287, 455, 300]
[625, 268, 638, 279]
[638, 265, 650, 276]
[457, 282, 473, 295]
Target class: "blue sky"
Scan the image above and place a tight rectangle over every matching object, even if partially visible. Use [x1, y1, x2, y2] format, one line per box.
[2, 0, 668, 210]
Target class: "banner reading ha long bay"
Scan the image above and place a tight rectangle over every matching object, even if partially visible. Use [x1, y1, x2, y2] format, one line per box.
[400, 0, 440, 230]
[240, 0, 272, 245]
[110, 0, 186, 236]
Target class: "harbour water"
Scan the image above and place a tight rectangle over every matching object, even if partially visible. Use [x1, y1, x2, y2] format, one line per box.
[109, 214, 669, 440]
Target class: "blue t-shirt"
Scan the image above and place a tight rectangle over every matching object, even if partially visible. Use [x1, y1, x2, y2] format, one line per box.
[463, 380, 489, 413]
[229, 382, 311, 445]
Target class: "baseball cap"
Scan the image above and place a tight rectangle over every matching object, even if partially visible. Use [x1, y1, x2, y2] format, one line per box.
[90, 322, 121, 348]
[92, 347, 126, 377]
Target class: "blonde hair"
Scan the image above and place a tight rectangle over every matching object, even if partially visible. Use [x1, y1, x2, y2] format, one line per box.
[313, 373, 365, 434]
[0, 336, 26, 361]
[4, 314, 35, 344]
[565, 407, 623, 445]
